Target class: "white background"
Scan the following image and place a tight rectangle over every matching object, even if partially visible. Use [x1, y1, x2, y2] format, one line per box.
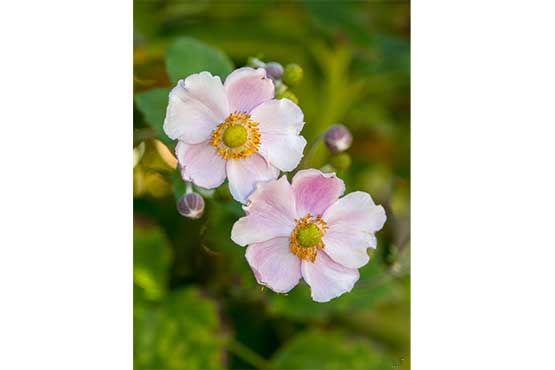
[1, 1, 554, 369]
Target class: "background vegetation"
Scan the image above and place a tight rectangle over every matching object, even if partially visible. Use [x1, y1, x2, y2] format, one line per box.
[133, 1, 410, 369]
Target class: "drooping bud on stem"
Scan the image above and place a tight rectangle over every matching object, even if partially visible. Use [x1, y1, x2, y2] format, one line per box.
[177, 192, 205, 219]
[324, 124, 353, 154]
[264, 62, 284, 81]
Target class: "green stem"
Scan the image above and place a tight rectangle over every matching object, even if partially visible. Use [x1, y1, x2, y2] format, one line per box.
[299, 133, 324, 170]
[224, 337, 272, 370]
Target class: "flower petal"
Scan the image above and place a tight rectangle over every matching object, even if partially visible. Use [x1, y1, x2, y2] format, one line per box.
[164, 72, 229, 144]
[224, 67, 274, 114]
[291, 169, 345, 217]
[322, 232, 373, 269]
[323, 191, 387, 233]
[175, 140, 227, 189]
[250, 99, 307, 172]
[321, 192, 386, 269]
[250, 99, 305, 135]
[301, 252, 360, 303]
[226, 153, 280, 204]
[245, 237, 301, 293]
[259, 134, 307, 172]
[231, 175, 296, 246]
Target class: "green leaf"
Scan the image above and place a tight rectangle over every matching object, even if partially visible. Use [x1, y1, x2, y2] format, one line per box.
[134, 87, 173, 147]
[267, 259, 395, 321]
[134, 224, 172, 301]
[271, 329, 390, 369]
[166, 37, 234, 84]
[134, 288, 226, 370]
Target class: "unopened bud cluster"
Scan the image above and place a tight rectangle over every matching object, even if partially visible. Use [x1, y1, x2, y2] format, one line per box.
[177, 192, 205, 219]
[247, 57, 303, 104]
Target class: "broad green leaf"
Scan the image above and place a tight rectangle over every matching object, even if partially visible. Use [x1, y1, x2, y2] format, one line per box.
[134, 87, 173, 147]
[267, 259, 395, 321]
[134, 288, 226, 370]
[134, 224, 172, 301]
[271, 329, 390, 369]
[165, 37, 234, 84]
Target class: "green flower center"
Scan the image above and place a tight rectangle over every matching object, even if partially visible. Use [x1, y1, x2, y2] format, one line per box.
[222, 125, 248, 148]
[296, 223, 322, 248]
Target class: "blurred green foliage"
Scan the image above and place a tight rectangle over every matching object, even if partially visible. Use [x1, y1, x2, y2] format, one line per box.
[134, 0, 409, 369]
[271, 329, 389, 369]
[166, 36, 234, 84]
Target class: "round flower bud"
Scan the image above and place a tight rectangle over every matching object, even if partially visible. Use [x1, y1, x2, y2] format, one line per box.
[264, 62, 284, 81]
[277, 90, 299, 104]
[324, 124, 353, 153]
[282, 63, 303, 86]
[329, 153, 352, 171]
[177, 192, 205, 219]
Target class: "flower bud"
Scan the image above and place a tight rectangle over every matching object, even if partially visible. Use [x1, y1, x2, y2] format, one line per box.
[277, 90, 299, 104]
[176, 192, 205, 219]
[329, 153, 352, 171]
[324, 124, 353, 153]
[264, 62, 284, 81]
[282, 63, 303, 86]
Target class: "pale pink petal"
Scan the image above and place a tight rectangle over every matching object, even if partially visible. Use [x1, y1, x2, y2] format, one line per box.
[291, 169, 345, 217]
[245, 237, 301, 293]
[164, 72, 229, 144]
[250, 99, 307, 172]
[321, 192, 386, 269]
[226, 153, 279, 204]
[175, 140, 226, 189]
[231, 176, 296, 246]
[258, 134, 307, 172]
[250, 99, 304, 135]
[322, 231, 373, 269]
[323, 191, 387, 233]
[301, 252, 360, 303]
[224, 67, 274, 114]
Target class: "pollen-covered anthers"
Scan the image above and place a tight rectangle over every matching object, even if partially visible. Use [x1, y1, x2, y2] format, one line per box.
[211, 112, 261, 160]
[290, 214, 328, 263]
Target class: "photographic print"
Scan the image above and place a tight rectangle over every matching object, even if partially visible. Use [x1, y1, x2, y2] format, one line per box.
[133, 1, 410, 368]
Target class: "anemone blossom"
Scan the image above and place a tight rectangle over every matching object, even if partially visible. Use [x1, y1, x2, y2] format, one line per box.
[163, 67, 307, 203]
[231, 169, 386, 302]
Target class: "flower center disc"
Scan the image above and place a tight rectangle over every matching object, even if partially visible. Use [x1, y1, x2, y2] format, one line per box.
[211, 112, 261, 160]
[223, 124, 248, 148]
[296, 223, 322, 248]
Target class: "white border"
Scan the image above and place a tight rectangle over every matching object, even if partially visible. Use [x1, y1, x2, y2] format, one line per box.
[413, 1, 555, 369]
[0, 0, 132, 368]
[1, 1, 555, 369]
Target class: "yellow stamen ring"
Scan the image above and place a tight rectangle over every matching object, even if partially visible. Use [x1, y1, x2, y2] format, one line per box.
[211, 112, 261, 160]
[290, 214, 328, 262]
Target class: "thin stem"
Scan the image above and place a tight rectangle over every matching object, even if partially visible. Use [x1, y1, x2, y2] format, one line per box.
[299, 133, 325, 169]
[224, 337, 272, 370]
[185, 181, 193, 194]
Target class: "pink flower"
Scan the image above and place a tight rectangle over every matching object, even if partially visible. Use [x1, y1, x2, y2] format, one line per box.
[231, 169, 387, 302]
[163, 67, 307, 203]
